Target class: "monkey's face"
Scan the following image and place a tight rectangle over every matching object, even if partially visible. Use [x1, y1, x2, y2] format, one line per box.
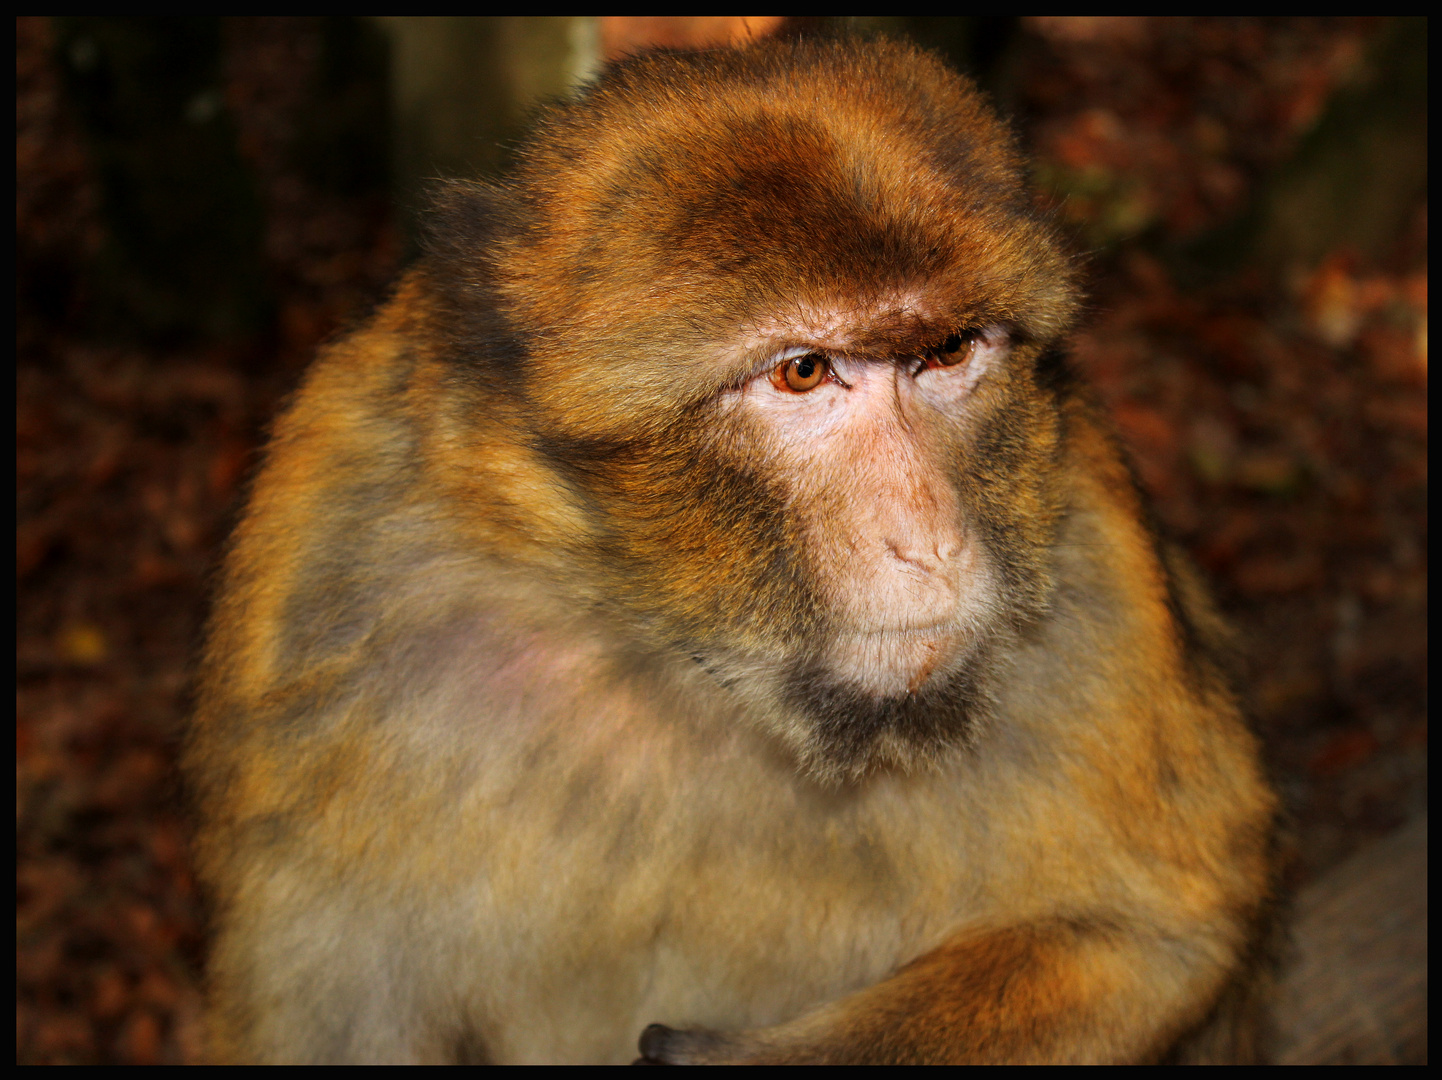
[694, 308, 1063, 778]
[439, 40, 1078, 778]
[726, 322, 1011, 695]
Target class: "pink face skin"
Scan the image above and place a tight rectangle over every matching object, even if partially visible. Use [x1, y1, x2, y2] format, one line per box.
[724, 318, 1012, 696]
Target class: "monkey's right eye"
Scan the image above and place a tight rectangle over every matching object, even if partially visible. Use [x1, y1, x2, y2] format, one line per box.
[772, 353, 830, 393]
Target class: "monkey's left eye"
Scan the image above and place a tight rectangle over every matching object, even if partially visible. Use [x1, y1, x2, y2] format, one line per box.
[772, 353, 830, 393]
[916, 332, 976, 375]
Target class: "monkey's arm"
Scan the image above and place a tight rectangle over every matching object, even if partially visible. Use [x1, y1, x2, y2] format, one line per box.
[638, 915, 1233, 1064]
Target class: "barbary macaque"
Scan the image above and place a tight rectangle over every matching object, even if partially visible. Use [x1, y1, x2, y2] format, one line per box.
[188, 37, 1278, 1064]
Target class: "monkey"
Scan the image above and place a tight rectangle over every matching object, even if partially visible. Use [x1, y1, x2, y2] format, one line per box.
[186, 36, 1279, 1064]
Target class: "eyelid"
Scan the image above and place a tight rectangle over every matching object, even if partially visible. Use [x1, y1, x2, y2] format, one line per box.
[771, 345, 820, 365]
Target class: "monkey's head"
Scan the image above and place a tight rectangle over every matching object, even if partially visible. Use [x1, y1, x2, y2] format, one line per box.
[427, 37, 1081, 781]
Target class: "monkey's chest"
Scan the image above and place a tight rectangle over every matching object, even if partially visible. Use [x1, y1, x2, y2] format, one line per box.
[462, 740, 974, 1064]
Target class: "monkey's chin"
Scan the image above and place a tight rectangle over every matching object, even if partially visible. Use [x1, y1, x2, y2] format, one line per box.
[778, 636, 989, 783]
[825, 627, 961, 697]
[691, 627, 991, 782]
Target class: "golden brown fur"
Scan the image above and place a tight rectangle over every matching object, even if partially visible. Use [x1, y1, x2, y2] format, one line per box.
[188, 37, 1277, 1063]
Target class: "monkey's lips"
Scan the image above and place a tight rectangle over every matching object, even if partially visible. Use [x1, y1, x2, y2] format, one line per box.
[827, 625, 961, 696]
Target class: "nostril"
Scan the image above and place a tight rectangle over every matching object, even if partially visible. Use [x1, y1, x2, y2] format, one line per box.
[885, 540, 941, 574]
[884, 536, 963, 575]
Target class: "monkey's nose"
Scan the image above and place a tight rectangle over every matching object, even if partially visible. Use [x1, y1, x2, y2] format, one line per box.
[884, 537, 959, 576]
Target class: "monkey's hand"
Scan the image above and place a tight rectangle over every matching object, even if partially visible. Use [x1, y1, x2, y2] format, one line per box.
[635, 1024, 776, 1065]
[634, 917, 1231, 1064]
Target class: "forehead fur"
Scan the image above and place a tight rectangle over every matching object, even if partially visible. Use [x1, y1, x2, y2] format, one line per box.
[445, 38, 1078, 429]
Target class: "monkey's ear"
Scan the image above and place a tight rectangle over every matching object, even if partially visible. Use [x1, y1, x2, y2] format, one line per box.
[421, 179, 524, 269]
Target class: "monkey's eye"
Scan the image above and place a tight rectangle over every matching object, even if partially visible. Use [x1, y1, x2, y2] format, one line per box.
[916, 332, 976, 375]
[772, 353, 830, 393]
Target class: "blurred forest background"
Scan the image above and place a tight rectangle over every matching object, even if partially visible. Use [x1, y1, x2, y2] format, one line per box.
[16, 17, 1427, 1064]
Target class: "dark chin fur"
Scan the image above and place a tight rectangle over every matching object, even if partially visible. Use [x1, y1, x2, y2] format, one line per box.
[783, 652, 992, 781]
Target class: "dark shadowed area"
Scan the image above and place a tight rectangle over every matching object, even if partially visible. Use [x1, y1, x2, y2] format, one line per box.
[16, 16, 1425, 1064]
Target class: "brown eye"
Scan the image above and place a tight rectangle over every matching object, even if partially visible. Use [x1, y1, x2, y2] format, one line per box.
[934, 333, 974, 367]
[915, 332, 975, 376]
[775, 353, 829, 392]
